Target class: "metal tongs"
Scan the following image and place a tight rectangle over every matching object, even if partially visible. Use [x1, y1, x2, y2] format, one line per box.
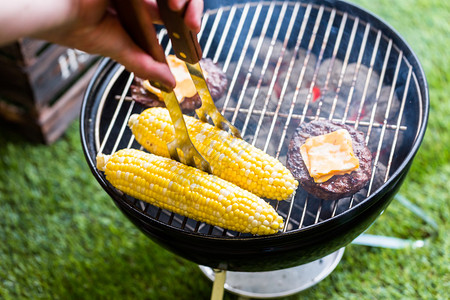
[112, 0, 241, 173]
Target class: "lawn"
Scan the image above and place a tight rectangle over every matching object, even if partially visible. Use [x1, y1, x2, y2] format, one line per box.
[0, 0, 448, 299]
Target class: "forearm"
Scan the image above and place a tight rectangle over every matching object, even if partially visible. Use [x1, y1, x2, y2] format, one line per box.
[0, 0, 76, 46]
[0, 0, 203, 88]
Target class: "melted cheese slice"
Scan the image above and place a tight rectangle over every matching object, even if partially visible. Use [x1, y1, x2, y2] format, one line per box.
[300, 129, 360, 183]
[143, 55, 207, 102]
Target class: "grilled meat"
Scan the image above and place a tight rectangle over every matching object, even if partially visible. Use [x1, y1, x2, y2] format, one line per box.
[287, 120, 372, 200]
[130, 57, 227, 114]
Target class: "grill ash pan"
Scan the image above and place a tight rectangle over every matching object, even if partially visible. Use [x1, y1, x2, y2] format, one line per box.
[80, 0, 428, 272]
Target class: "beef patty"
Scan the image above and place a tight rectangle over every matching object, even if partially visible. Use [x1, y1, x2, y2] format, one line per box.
[287, 120, 372, 200]
[130, 58, 227, 114]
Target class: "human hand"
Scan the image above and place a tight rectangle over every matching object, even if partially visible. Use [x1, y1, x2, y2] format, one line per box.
[32, 0, 204, 89]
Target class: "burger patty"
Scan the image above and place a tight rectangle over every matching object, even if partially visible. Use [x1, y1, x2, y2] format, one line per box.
[130, 58, 227, 114]
[287, 120, 373, 200]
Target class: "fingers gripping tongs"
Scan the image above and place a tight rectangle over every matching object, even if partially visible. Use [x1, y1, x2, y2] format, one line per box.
[112, 0, 241, 173]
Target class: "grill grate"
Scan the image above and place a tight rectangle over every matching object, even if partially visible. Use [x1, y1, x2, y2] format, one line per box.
[93, 1, 423, 238]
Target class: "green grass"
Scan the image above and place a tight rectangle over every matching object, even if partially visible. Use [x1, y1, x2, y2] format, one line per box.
[1, 0, 449, 299]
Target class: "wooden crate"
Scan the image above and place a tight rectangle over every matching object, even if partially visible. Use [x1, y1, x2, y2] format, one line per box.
[0, 38, 100, 144]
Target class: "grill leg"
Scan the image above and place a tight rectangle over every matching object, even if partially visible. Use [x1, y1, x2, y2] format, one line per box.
[211, 269, 226, 300]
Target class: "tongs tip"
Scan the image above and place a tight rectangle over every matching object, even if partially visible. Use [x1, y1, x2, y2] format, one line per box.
[167, 139, 212, 174]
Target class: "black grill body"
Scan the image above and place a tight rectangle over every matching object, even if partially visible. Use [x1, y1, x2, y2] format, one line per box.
[80, 0, 428, 271]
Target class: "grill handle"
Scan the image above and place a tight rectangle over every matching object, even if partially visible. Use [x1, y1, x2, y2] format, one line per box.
[156, 0, 203, 64]
[111, 0, 171, 91]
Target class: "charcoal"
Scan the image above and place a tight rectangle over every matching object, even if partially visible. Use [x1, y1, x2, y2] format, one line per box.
[315, 58, 344, 90]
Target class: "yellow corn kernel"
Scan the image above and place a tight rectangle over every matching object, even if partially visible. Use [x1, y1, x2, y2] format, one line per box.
[128, 107, 298, 200]
[96, 148, 284, 235]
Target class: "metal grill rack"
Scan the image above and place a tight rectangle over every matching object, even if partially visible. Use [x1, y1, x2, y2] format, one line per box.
[91, 1, 423, 239]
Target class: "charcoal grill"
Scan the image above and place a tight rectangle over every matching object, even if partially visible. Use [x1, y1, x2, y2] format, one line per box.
[80, 0, 428, 297]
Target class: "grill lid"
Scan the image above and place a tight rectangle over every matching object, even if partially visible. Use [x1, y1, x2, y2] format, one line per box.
[80, 0, 428, 271]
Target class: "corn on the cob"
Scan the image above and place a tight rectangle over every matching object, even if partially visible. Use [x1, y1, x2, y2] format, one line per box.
[128, 107, 298, 201]
[96, 148, 284, 235]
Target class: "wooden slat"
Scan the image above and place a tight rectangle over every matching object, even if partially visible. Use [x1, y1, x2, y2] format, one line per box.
[0, 38, 49, 65]
[0, 43, 99, 108]
[0, 62, 99, 144]
[0, 37, 101, 144]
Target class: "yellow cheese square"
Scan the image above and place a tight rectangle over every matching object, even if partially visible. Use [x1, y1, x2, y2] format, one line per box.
[143, 55, 208, 102]
[300, 129, 360, 183]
